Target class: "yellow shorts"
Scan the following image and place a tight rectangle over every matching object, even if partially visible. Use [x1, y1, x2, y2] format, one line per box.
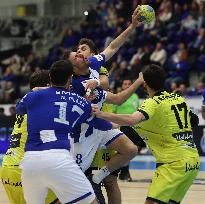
[0, 166, 57, 204]
[147, 156, 200, 203]
[91, 149, 117, 168]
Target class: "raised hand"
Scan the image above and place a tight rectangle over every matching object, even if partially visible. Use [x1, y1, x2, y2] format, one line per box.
[131, 5, 142, 28]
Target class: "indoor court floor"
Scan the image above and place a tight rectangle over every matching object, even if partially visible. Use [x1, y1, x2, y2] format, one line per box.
[0, 156, 204, 204]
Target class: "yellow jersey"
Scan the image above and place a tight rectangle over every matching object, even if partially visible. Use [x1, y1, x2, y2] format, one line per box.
[134, 91, 199, 163]
[99, 66, 109, 77]
[2, 115, 27, 166]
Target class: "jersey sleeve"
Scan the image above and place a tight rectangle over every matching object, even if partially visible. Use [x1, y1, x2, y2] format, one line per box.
[99, 66, 109, 77]
[137, 98, 158, 120]
[16, 93, 29, 115]
[88, 54, 105, 72]
[80, 99, 112, 131]
[87, 116, 112, 131]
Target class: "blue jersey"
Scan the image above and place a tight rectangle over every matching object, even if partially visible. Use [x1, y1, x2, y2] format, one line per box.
[72, 54, 109, 142]
[72, 54, 107, 109]
[16, 87, 112, 151]
[202, 88, 205, 105]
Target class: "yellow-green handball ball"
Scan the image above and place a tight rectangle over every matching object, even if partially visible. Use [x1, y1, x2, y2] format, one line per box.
[138, 5, 155, 24]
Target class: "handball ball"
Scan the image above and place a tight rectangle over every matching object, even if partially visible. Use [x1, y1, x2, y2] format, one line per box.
[138, 5, 155, 24]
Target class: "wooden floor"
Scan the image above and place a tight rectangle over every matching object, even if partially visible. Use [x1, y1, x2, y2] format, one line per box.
[0, 170, 204, 204]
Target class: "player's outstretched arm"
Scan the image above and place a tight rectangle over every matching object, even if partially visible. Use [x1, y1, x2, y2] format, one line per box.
[102, 6, 141, 61]
[105, 72, 144, 105]
[92, 104, 146, 126]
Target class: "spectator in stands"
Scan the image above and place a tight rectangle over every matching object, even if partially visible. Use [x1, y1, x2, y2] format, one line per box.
[190, 1, 199, 19]
[198, 1, 205, 28]
[107, 4, 117, 28]
[97, 1, 109, 29]
[130, 47, 144, 67]
[9, 106, 16, 116]
[171, 42, 187, 63]
[150, 42, 167, 66]
[8, 56, 21, 76]
[159, 6, 172, 23]
[141, 45, 152, 66]
[61, 28, 78, 49]
[1, 67, 16, 83]
[166, 49, 189, 89]
[0, 108, 6, 117]
[171, 3, 182, 24]
[188, 81, 204, 96]
[176, 83, 187, 96]
[4, 81, 17, 103]
[172, 49, 189, 80]
[181, 15, 197, 30]
[115, 60, 130, 81]
[129, 47, 145, 77]
[181, 3, 190, 20]
[115, 0, 127, 26]
[192, 28, 205, 51]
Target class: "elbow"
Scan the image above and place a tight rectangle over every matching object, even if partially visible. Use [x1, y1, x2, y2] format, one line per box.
[113, 98, 124, 105]
[113, 95, 125, 105]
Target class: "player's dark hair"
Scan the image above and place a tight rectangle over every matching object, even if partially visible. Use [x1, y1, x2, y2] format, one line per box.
[62, 49, 72, 60]
[142, 64, 166, 91]
[49, 60, 73, 86]
[78, 38, 98, 54]
[29, 70, 50, 89]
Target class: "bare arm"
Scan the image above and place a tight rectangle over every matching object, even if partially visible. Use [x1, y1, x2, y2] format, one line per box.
[84, 74, 109, 95]
[92, 105, 146, 126]
[102, 6, 141, 61]
[99, 74, 109, 90]
[105, 73, 143, 105]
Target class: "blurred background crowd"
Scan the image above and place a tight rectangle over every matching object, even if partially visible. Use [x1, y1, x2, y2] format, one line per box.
[0, 0, 205, 105]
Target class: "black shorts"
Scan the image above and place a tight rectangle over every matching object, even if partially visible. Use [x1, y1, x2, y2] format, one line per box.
[120, 126, 146, 149]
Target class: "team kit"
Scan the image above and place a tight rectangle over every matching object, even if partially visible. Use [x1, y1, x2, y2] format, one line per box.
[0, 5, 200, 204]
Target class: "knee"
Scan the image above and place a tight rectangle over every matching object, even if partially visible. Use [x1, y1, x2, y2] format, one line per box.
[126, 144, 138, 159]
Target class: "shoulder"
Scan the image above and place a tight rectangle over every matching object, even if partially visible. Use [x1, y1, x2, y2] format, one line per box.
[141, 98, 158, 106]
[88, 54, 105, 63]
[99, 66, 109, 76]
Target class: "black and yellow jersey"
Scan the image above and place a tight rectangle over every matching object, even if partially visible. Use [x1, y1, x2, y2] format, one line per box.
[99, 66, 109, 77]
[2, 115, 27, 166]
[134, 91, 199, 163]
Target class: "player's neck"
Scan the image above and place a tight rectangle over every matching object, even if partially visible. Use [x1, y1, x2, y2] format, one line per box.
[51, 84, 69, 90]
[148, 89, 157, 98]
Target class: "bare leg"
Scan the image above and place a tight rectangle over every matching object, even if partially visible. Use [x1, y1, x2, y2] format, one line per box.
[90, 198, 99, 204]
[104, 175, 121, 204]
[106, 135, 138, 172]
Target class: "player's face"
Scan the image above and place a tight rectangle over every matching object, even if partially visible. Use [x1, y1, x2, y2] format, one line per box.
[68, 51, 87, 68]
[77, 44, 94, 60]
